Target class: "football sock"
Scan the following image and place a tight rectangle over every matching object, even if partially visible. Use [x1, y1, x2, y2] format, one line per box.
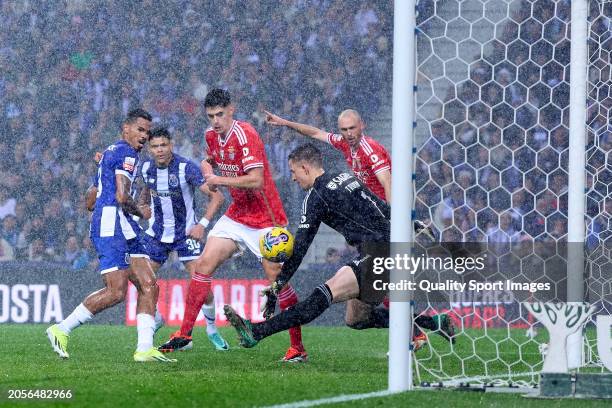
[415, 315, 437, 331]
[346, 304, 388, 330]
[154, 309, 164, 332]
[180, 273, 211, 337]
[136, 313, 155, 352]
[58, 303, 93, 334]
[202, 301, 218, 335]
[278, 284, 304, 351]
[252, 284, 332, 341]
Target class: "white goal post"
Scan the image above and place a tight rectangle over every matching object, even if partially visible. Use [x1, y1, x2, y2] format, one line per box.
[389, 0, 611, 390]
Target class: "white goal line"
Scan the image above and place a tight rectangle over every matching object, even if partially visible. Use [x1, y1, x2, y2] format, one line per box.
[259, 390, 401, 408]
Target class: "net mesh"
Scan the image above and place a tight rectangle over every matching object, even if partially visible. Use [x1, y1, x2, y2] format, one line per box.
[412, 0, 611, 387]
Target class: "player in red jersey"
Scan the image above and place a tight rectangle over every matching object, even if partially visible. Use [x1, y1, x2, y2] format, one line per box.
[265, 109, 392, 202]
[265, 108, 435, 350]
[159, 89, 307, 362]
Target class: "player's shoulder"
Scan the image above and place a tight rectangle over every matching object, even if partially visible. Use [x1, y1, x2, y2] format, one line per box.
[360, 136, 388, 154]
[204, 127, 216, 142]
[175, 154, 200, 170]
[314, 171, 355, 193]
[233, 120, 260, 145]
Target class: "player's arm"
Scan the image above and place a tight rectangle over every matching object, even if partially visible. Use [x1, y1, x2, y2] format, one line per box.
[188, 184, 225, 241]
[199, 183, 224, 221]
[205, 167, 264, 190]
[375, 169, 392, 203]
[115, 174, 144, 218]
[265, 110, 328, 143]
[85, 185, 97, 212]
[136, 185, 152, 220]
[275, 192, 325, 289]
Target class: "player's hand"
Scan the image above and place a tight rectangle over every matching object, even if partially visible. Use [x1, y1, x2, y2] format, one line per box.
[139, 205, 152, 220]
[201, 159, 214, 176]
[414, 220, 435, 241]
[205, 174, 221, 187]
[94, 151, 103, 164]
[188, 224, 206, 241]
[260, 282, 280, 320]
[264, 110, 285, 127]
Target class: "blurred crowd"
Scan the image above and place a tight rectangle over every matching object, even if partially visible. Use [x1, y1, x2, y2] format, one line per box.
[414, 0, 611, 247]
[0, 1, 392, 267]
[1, 0, 610, 270]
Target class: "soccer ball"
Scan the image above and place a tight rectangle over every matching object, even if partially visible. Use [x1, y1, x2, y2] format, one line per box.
[259, 227, 294, 263]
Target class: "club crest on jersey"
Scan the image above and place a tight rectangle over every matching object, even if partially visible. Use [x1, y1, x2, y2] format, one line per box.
[228, 146, 235, 160]
[168, 174, 179, 187]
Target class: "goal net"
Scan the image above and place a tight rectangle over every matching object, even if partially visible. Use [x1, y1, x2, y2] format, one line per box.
[412, 0, 612, 387]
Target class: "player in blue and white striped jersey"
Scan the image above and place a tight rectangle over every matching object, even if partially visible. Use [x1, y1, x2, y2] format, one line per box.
[47, 109, 175, 363]
[138, 127, 228, 351]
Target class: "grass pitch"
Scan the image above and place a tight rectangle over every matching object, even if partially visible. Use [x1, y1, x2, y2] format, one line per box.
[0, 324, 607, 407]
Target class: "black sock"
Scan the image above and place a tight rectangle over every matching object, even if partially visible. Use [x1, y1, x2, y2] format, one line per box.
[346, 305, 388, 330]
[415, 315, 436, 330]
[252, 284, 333, 341]
[370, 305, 389, 328]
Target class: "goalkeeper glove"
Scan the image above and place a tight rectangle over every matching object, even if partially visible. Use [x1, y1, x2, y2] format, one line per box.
[260, 281, 281, 320]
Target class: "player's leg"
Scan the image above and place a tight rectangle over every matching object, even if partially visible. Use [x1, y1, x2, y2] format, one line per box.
[129, 255, 175, 362]
[224, 265, 359, 348]
[262, 259, 306, 361]
[184, 257, 228, 351]
[344, 298, 453, 346]
[159, 236, 237, 352]
[46, 269, 129, 358]
[138, 233, 170, 333]
[46, 237, 131, 359]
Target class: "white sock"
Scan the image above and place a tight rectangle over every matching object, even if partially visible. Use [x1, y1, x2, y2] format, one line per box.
[136, 313, 155, 352]
[202, 302, 217, 335]
[58, 303, 93, 334]
[154, 309, 164, 332]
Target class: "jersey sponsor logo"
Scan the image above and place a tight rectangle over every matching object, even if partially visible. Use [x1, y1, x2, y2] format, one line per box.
[217, 163, 241, 172]
[123, 157, 136, 172]
[169, 174, 179, 187]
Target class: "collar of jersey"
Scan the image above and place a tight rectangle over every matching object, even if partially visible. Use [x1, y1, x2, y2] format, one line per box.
[350, 135, 369, 157]
[218, 120, 237, 147]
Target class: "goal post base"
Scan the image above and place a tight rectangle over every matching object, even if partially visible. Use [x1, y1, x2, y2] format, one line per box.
[537, 372, 612, 399]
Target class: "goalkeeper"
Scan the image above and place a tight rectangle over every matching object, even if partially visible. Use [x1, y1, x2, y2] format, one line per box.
[225, 144, 454, 348]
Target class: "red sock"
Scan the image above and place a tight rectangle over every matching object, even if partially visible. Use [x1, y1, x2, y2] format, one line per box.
[180, 273, 212, 337]
[278, 284, 304, 352]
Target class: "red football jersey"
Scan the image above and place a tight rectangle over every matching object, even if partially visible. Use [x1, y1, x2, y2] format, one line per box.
[327, 134, 391, 201]
[206, 120, 287, 229]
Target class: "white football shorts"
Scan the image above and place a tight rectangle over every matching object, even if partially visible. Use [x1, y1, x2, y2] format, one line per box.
[208, 215, 273, 259]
